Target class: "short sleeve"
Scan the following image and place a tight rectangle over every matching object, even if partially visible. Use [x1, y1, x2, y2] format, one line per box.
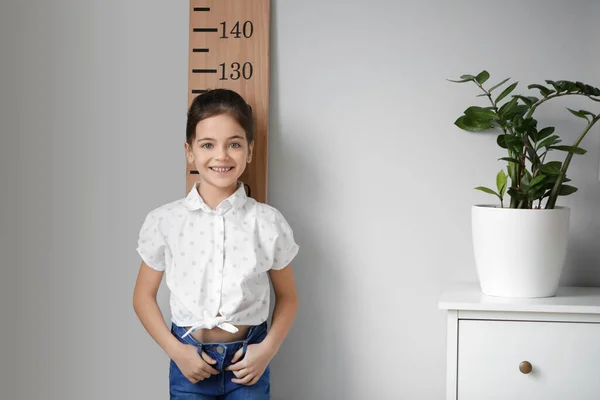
[270, 210, 299, 270]
[136, 209, 168, 271]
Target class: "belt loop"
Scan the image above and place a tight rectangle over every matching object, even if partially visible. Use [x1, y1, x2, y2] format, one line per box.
[246, 324, 256, 340]
[241, 340, 248, 359]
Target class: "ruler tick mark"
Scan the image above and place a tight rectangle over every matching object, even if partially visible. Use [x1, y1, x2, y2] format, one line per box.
[192, 69, 217, 74]
[193, 28, 218, 33]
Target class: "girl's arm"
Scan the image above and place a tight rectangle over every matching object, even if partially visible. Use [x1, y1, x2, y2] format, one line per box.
[133, 262, 220, 382]
[264, 264, 299, 353]
[132, 262, 183, 359]
[226, 264, 299, 385]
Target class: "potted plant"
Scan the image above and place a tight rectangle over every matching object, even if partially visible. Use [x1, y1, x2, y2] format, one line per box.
[450, 71, 600, 298]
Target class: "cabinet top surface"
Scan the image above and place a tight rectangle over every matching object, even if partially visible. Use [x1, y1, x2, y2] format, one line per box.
[439, 282, 600, 314]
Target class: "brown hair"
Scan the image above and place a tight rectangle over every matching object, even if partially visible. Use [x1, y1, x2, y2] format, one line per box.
[186, 89, 254, 146]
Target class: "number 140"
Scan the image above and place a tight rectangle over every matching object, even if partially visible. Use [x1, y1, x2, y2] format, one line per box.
[220, 21, 254, 39]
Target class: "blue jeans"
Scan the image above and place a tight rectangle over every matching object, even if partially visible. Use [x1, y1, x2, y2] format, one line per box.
[169, 322, 270, 400]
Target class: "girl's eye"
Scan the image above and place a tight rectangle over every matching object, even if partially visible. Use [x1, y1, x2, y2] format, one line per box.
[201, 143, 213, 149]
[229, 142, 241, 148]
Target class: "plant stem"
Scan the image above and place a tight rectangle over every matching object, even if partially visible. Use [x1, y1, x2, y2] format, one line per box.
[534, 149, 549, 209]
[477, 81, 519, 208]
[546, 113, 600, 209]
[525, 92, 571, 119]
[519, 141, 528, 189]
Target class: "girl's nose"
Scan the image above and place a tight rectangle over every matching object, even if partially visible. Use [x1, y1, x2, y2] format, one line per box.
[215, 147, 230, 160]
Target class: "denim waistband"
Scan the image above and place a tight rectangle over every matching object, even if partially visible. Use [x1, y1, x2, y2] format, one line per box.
[171, 322, 267, 348]
[170, 321, 268, 370]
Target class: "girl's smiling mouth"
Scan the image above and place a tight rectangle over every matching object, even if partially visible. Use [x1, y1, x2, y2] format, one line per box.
[210, 166, 234, 173]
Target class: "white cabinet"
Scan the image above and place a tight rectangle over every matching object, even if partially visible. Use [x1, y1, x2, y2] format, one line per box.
[439, 283, 600, 400]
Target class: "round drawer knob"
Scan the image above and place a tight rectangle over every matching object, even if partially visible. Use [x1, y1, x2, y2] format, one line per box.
[519, 361, 533, 374]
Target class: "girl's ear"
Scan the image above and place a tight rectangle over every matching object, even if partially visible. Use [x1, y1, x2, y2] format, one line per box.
[184, 141, 194, 164]
[247, 141, 254, 163]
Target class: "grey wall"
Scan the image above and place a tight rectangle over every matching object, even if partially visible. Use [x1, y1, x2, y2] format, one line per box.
[2, 1, 598, 399]
[1, 1, 19, 397]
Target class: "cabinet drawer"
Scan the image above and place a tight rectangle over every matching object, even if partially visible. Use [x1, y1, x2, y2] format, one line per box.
[458, 320, 600, 400]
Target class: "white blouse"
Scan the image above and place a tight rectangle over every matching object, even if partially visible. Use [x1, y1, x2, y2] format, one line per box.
[136, 181, 299, 338]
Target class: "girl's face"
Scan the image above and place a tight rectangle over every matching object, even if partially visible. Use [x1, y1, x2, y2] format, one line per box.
[185, 113, 254, 192]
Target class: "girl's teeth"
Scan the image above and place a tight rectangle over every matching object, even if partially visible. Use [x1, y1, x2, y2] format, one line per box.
[212, 167, 232, 173]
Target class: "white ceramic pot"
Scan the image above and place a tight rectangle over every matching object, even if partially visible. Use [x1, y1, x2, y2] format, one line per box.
[471, 205, 570, 298]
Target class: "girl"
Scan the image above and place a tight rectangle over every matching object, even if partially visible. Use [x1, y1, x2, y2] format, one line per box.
[133, 89, 299, 399]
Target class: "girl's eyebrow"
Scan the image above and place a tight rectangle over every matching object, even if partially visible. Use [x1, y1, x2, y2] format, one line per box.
[197, 135, 245, 142]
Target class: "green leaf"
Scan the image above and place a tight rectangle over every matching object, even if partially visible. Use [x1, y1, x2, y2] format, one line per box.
[506, 105, 529, 119]
[546, 80, 563, 93]
[539, 162, 562, 175]
[507, 162, 515, 179]
[454, 115, 494, 132]
[558, 185, 578, 196]
[475, 186, 500, 198]
[522, 170, 532, 187]
[588, 85, 600, 96]
[567, 108, 591, 121]
[579, 109, 597, 118]
[536, 127, 555, 142]
[495, 82, 519, 104]
[546, 80, 577, 93]
[507, 187, 523, 200]
[544, 174, 571, 186]
[581, 84, 600, 96]
[475, 71, 490, 85]
[549, 145, 587, 155]
[464, 106, 498, 121]
[496, 170, 508, 197]
[537, 135, 561, 150]
[497, 134, 523, 150]
[529, 187, 547, 201]
[513, 95, 535, 107]
[448, 74, 476, 83]
[488, 78, 511, 93]
[545, 161, 562, 169]
[555, 81, 570, 92]
[498, 97, 518, 119]
[526, 146, 541, 166]
[499, 157, 521, 164]
[517, 117, 538, 136]
[528, 84, 554, 97]
[529, 174, 546, 188]
[566, 81, 579, 91]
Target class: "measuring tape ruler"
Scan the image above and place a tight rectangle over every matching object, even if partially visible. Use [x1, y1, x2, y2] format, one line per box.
[186, 0, 271, 204]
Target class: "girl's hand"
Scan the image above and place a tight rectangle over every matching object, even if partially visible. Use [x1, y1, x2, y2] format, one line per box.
[173, 343, 220, 384]
[226, 342, 275, 385]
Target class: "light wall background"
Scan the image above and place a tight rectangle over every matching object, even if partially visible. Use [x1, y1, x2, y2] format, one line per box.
[1, 1, 599, 399]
